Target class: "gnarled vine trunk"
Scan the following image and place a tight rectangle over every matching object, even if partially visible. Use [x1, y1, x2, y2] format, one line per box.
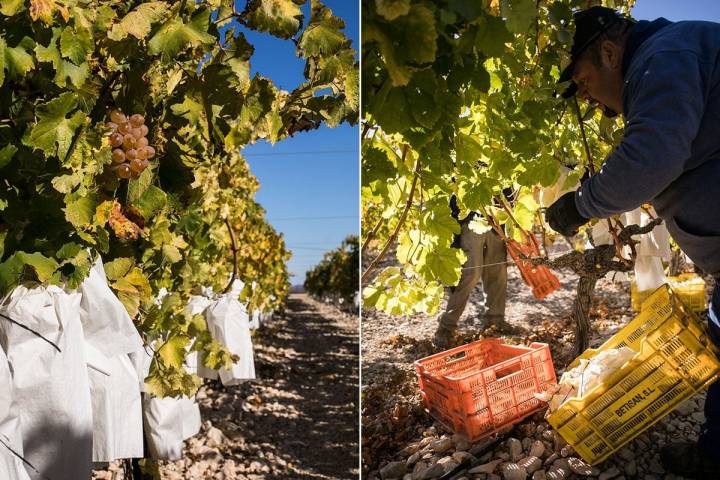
[573, 276, 597, 357]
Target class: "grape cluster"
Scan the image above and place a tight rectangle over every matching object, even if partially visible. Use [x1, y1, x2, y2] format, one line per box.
[105, 109, 155, 179]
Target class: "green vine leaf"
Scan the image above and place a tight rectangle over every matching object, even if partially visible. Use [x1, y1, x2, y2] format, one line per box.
[23, 92, 85, 159]
[158, 335, 190, 369]
[0, 144, 17, 169]
[35, 28, 89, 87]
[374, 0, 410, 21]
[501, 0, 537, 34]
[59, 25, 93, 65]
[0, 37, 34, 86]
[0, 251, 59, 292]
[0, 0, 24, 16]
[64, 192, 97, 228]
[135, 185, 167, 220]
[243, 0, 304, 40]
[298, 2, 349, 58]
[107, 2, 169, 41]
[148, 8, 214, 60]
[362, 4, 437, 86]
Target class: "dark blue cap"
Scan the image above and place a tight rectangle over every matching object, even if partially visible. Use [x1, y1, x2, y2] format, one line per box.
[558, 6, 625, 98]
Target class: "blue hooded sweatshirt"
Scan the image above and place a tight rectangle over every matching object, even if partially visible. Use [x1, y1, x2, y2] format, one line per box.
[575, 18, 720, 276]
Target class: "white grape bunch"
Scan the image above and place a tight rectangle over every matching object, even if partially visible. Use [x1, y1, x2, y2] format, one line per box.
[105, 109, 155, 179]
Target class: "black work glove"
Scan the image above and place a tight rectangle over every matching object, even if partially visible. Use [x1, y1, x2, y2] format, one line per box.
[545, 191, 589, 237]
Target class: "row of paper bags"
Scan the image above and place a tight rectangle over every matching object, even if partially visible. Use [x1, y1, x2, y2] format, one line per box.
[0, 258, 257, 480]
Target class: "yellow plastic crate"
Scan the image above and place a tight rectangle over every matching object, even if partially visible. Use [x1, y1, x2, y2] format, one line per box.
[548, 285, 720, 465]
[631, 273, 706, 312]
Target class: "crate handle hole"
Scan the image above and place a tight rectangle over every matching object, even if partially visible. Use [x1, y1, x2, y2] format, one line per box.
[444, 351, 467, 363]
[495, 362, 523, 380]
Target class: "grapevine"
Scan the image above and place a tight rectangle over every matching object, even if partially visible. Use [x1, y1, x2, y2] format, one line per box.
[0, 0, 358, 398]
[304, 235, 359, 306]
[361, 0, 634, 323]
[531, 217, 664, 354]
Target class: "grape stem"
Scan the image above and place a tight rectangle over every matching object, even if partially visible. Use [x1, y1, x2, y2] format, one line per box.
[223, 218, 239, 294]
[361, 145, 416, 283]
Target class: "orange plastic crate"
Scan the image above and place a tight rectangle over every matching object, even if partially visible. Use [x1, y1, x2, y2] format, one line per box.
[415, 339, 557, 441]
[507, 234, 560, 299]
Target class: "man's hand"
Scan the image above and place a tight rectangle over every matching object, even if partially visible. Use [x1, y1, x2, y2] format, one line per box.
[545, 191, 589, 237]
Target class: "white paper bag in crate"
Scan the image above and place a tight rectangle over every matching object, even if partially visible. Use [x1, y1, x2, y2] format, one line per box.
[0, 285, 92, 480]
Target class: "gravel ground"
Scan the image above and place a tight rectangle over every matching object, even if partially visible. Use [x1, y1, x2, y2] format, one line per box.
[362, 245, 716, 480]
[95, 293, 359, 480]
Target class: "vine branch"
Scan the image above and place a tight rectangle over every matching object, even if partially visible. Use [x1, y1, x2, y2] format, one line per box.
[361, 122, 371, 140]
[361, 146, 417, 284]
[533, 217, 662, 355]
[572, 96, 629, 263]
[531, 218, 663, 278]
[478, 204, 508, 242]
[573, 96, 595, 176]
[223, 218, 239, 294]
[361, 214, 384, 257]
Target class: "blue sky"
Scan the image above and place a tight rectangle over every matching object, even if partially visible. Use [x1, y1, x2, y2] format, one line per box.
[633, 0, 720, 21]
[236, 1, 359, 285]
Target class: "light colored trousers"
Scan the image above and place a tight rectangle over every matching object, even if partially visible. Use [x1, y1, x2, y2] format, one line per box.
[437, 220, 507, 330]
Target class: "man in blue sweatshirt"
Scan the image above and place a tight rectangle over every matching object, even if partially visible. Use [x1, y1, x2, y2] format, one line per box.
[546, 7, 720, 476]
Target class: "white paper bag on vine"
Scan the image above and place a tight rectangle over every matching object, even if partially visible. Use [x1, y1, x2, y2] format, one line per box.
[132, 332, 201, 461]
[142, 394, 201, 461]
[79, 258, 144, 462]
[0, 346, 30, 480]
[249, 309, 261, 330]
[192, 280, 255, 384]
[133, 344, 202, 461]
[624, 207, 671, 260]
[623, 207, 669, 291]
[85, 345, 143, 463]
[634, 255, 667, 292]
[184, 293, 214, 376]
[79, 258, 143, 356]
[198, 295, 255, 384]
[0, 285, 93, 480]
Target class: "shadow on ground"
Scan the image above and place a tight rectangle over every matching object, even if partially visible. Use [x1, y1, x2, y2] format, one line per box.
[160, 293, 359, 480]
